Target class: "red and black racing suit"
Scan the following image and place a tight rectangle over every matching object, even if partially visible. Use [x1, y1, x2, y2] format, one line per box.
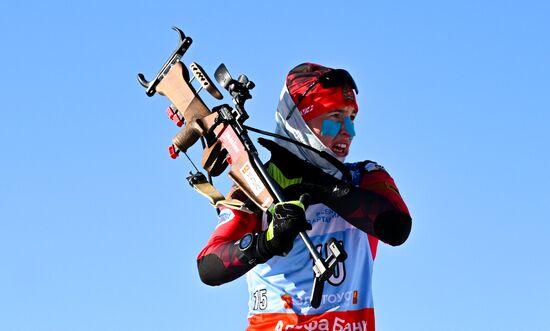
[197, 143, 411, 330]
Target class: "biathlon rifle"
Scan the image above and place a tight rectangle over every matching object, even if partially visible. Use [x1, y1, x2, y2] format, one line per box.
[137, 27, 346, 308]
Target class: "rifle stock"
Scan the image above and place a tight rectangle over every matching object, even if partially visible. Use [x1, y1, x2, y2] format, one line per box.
[156, 62, 211, 122]
[153, 62, 274, 210]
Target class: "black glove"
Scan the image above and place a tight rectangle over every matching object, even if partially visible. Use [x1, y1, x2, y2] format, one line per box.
[258, 137, 352, 183]
[258, 138, 351, 204]
[257, 201, 312, 258]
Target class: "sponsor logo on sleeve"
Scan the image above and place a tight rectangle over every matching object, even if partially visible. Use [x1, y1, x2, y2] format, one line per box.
[364, 162, 384, 172]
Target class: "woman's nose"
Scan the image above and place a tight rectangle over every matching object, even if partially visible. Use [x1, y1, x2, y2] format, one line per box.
[340, 117, 355, 138]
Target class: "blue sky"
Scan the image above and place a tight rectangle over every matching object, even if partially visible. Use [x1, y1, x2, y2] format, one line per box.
[1, 1, 549, 330]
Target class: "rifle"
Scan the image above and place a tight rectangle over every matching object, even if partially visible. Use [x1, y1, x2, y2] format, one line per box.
[137, 27, 346, 308]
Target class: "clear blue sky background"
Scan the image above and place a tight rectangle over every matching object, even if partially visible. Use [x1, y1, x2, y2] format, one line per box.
[1, 1, 549, 330]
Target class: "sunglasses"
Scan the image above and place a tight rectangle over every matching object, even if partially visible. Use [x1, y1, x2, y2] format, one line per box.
[287, 69, 358, 120]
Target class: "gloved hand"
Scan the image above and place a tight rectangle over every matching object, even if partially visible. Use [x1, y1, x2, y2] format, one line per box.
[258, 138, 351, 204]
[257, 201, 312, 258]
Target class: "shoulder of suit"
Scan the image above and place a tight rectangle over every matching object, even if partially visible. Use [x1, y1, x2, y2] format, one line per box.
[347, 160, 386, 173]
[345, 160, 387, 186]
[363, 160, 385, 172]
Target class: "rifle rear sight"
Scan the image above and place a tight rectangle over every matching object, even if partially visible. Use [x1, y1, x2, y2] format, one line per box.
[215, 63, 255, 113]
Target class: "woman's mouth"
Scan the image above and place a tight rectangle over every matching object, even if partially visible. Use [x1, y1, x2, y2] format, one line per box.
[331, 143, 348, 156]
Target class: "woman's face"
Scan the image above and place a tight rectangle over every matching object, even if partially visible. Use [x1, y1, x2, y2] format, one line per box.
[305, 106, 357, 158]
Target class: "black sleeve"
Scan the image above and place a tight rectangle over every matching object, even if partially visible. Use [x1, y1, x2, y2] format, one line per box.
[197, 241, 255, 286]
